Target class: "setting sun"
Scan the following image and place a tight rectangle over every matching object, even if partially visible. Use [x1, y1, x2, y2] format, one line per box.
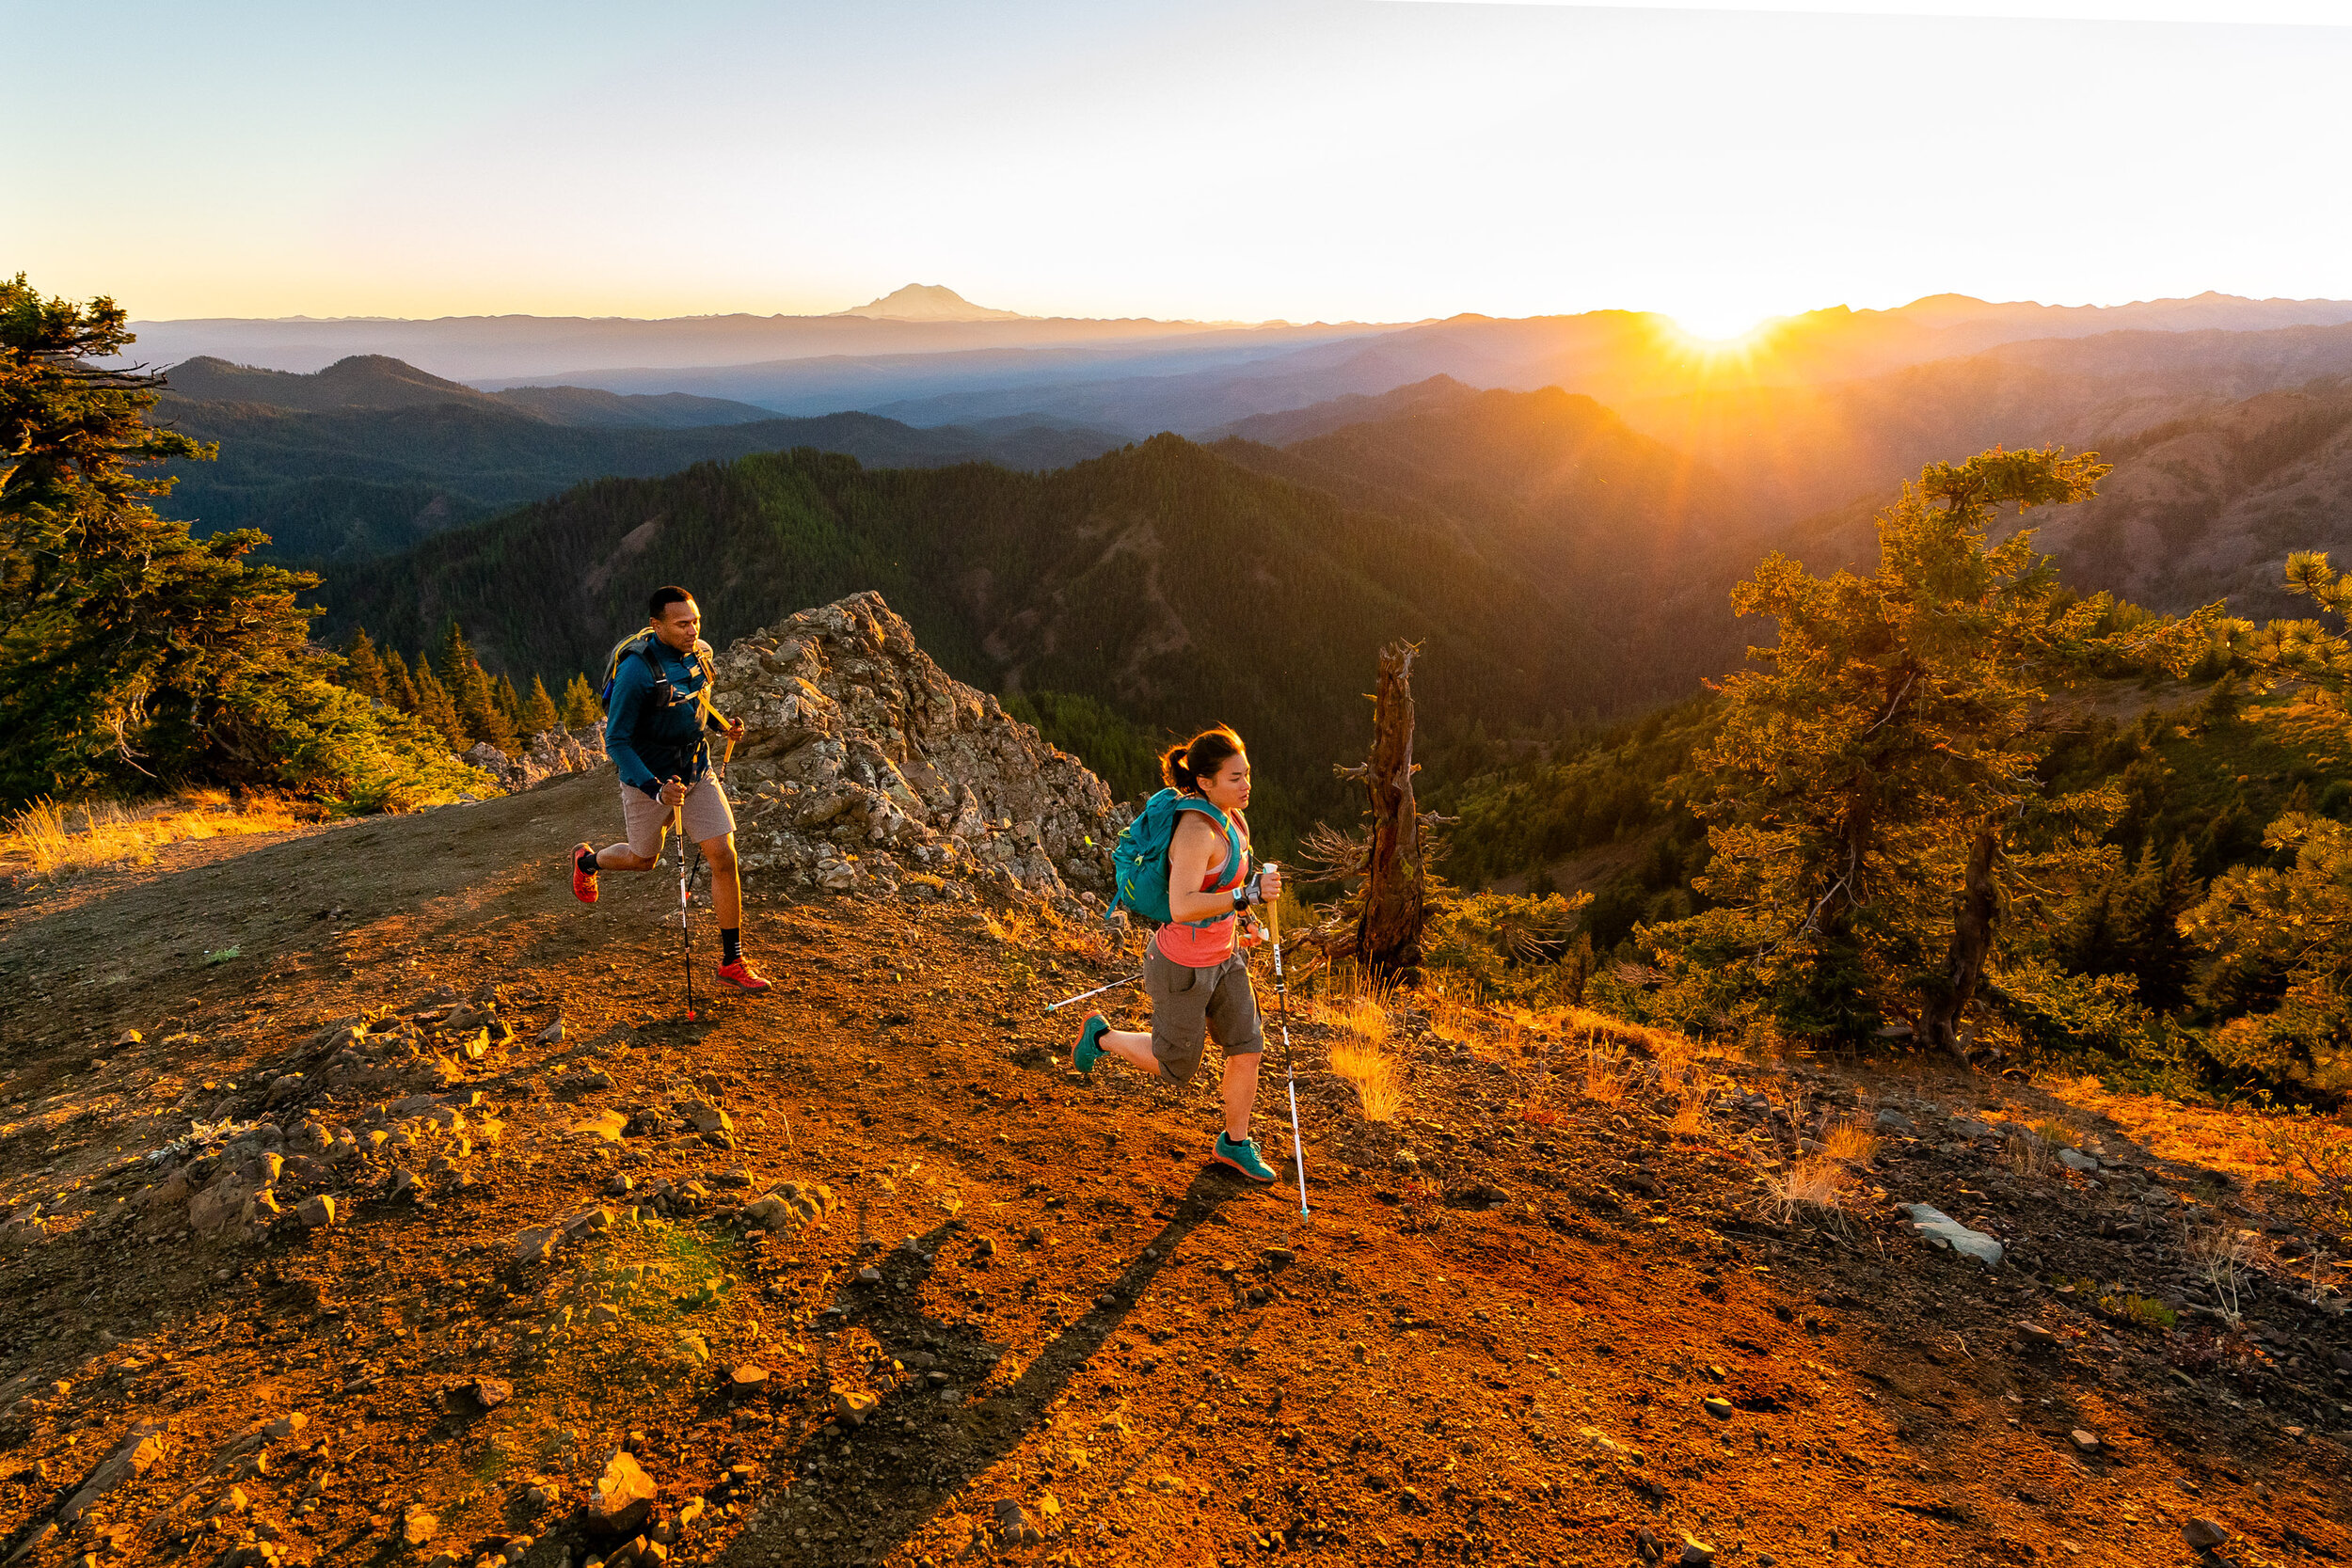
[1666, 310, 1771, 348]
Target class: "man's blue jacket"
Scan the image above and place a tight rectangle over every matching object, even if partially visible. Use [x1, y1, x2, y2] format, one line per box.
[605, 638, 725, 800]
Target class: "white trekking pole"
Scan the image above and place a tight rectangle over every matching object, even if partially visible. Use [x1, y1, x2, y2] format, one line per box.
[1263, 863, 1309, 1218]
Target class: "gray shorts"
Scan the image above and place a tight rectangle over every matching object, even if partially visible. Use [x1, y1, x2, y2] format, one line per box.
[1145, 946, 1262, 1085]
[619, 777, 736, 858]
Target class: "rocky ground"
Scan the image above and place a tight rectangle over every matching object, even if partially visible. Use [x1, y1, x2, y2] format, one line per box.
[2, 599, 2348, 1568]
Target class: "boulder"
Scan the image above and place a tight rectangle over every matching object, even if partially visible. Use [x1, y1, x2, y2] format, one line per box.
[587, 1450, 657, 1536]
[1894, 1203, 2004, 1268]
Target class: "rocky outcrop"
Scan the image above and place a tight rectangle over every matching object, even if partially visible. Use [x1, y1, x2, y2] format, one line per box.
[461, 725, 609, 794]
[710, 593, 1120, 907]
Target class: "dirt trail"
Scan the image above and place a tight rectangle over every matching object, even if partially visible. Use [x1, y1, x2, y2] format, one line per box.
[0, 770, 2346, 1568]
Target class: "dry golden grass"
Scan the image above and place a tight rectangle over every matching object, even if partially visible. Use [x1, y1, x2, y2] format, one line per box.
[2005, 1132, 2056, 1181]
[2, 792, 318, 878]
[1582, 1044, 1630, 1105]
[1329, 1037, 1405, 1122]
[2042, 1074, 2331, 1198]
[1554, 1005, 1689, 1062]
[1818, 1120, 1881, 1164]
[1668, 1095, 1708, 1135]
[1760, 1156, 1850, 1223]
[1333, 996, 1391, 1049]
[2029, 1117, 2083, 1149]
[1424, 975, 1484, 1048]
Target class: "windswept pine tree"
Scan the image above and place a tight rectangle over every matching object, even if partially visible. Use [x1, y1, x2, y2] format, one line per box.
[1648, 447, 2218, 1055]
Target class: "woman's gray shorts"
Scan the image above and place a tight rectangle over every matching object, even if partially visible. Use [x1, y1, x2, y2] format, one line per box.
[1145, 946, 1263, 1085]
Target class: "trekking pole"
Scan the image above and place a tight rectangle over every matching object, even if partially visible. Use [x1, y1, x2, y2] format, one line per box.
[1263, 863, 1309, 1219]
[1042, 972, 1143, 1014]
[673, 789, 697, 1022]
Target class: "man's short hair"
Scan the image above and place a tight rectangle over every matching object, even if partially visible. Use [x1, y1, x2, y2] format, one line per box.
[647, 585, 694, 619]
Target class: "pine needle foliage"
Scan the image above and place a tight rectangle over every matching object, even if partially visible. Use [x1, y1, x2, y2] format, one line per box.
[0, 275, 480, 809]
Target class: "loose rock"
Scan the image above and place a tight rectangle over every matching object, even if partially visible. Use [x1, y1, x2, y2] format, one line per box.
[588, 1450, 658, 1536]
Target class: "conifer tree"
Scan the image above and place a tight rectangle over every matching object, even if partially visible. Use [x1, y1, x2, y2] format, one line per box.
[561, 673, 604, 729]
[342, 628, 388, 704]
[494, 673, 524, 728]
[411, 664, 469, 752]
[0, 275, 481, 807]
[379, 648, 420, 714]
[433, 623, 516, 753]
[520, 675, 561, 736]
[1653, 447, 2217, 1056]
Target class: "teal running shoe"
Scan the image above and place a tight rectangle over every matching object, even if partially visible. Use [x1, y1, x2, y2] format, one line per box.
[1074, 1013, 1110, 1074]
[1212, 1132, 1278, 1184]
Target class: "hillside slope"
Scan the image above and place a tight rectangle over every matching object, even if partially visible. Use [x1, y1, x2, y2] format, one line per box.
[0, 602, 2343, 1568]
[313, 446, 1593, 839]
[1764, 380, 2352, 622]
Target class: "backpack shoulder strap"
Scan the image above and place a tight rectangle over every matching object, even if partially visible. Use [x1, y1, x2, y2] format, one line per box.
[1168, 798, 1247, 911]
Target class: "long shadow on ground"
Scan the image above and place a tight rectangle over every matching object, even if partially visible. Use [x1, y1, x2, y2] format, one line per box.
[723, 1169, 1255, 1568]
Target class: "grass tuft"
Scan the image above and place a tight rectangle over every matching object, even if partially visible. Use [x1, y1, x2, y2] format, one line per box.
[1327, 996, 1405, 1122]
[1760, 1157, 1849, 1224]
[1819, 1120, 1881, 1164]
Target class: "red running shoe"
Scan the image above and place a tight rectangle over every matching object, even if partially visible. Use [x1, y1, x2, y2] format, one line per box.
[715, 959, 774, 993]
[569, 843, 599, 904]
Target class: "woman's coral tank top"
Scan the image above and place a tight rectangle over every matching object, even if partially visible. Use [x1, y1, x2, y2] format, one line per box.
[1153, 809, 1251, 967]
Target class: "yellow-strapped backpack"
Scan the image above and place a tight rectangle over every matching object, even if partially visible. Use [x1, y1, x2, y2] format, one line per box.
[598, 630, 726, 731]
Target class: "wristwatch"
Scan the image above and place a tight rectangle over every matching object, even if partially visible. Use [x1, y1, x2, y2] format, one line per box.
[1232, 886, 1251, 911]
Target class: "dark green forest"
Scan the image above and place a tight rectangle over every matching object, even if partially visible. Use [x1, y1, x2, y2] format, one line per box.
[315, 436, 1606, 844]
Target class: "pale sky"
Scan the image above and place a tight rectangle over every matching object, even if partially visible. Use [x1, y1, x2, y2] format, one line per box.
[8, 0, 2350, 337]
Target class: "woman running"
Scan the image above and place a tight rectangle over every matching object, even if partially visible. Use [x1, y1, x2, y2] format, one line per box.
[1073, 726, 1284, 1183]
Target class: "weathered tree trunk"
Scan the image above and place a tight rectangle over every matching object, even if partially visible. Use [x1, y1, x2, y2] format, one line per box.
[1352, 641, 1426, 978]
[1922, 826, 1998, 1060]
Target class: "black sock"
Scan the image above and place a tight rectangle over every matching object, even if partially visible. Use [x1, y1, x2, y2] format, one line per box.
[723, 927, 742, 965]
[577, 847, 599, 877]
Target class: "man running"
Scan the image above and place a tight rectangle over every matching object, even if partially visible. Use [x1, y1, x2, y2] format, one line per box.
[569, 585, 773, 993]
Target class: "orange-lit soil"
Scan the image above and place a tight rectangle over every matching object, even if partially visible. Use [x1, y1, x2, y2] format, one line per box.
[0, 772, 2344, 1568]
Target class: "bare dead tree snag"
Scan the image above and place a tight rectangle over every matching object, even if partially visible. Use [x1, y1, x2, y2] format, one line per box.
[1342, 641, 1427, 979]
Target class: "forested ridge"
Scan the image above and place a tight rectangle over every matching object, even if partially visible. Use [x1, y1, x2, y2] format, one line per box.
[314, 436, 1598, 842]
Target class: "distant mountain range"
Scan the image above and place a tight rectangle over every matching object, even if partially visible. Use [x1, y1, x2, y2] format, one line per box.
[119, 306, 1375, 384]
[151, 354, 1128, 563]
[166, 354, 776, 427]
[125, 292, 2352, 430]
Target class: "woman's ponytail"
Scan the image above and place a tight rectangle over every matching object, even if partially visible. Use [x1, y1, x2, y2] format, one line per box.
[1161, 726, 1245, 795]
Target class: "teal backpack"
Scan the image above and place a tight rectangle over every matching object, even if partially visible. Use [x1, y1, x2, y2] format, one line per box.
[1112, 788, 1244, 926]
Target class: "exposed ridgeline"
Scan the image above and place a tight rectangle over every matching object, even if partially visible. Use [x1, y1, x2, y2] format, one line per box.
[707, 593, 1119, 905]
[159, 355, 778, 425]
[315, 436, 1589, 842]
[1766, 376, 2352, 623]
[151, 356, 1126, 564]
